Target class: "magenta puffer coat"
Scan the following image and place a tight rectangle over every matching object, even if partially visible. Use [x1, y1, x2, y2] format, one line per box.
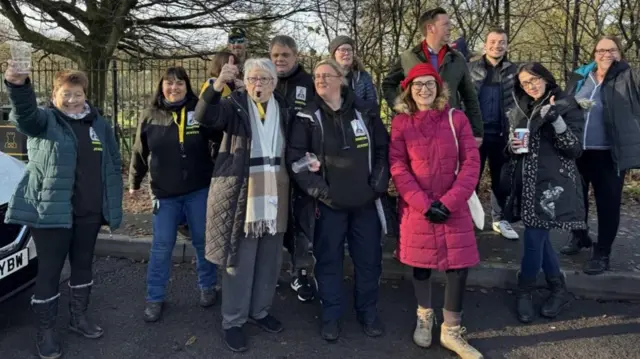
[389, 104, 481, 271]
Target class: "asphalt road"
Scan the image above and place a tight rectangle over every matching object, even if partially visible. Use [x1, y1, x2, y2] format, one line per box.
[1, 257, 639, 359]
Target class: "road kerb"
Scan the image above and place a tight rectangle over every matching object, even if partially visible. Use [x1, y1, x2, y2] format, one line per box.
[97, 233, 640, 300]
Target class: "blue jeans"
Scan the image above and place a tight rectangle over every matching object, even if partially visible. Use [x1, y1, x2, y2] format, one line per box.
[520, 227, 562, 281]
[146, 188, 217, 302]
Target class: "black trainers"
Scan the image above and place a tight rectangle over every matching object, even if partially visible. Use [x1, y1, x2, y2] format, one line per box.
[143, 302, 163, 323]
[584, 254, 610, 275]
[223, 326, 247, 352]
[250, 314, 283, 333]
[177, 224, 191, 239]
[560, 231, 592, 255]
[290, 269, 315, 302]
[199, 288, 217, 308]
[321, 320, 340, 341]
[362, 316, 385, 337]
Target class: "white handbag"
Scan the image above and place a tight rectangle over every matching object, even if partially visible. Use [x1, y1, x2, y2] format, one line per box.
[448, 108, 485, 230]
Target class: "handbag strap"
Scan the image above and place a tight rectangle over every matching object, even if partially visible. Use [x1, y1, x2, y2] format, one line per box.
[447, 108, 460, 174]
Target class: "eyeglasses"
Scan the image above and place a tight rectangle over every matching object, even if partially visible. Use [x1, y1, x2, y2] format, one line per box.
[336, 48, 353, 54]
[247, 77, 273, 85]
[229, 38, 245, 45]
[313, 73, 342, 81]
[411, 81, 437, 90]
[595, 48, 618, 56]
[520, 77, 542, 89]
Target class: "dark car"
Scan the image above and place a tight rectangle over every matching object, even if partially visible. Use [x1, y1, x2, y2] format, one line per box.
[0, 151, 37, 302]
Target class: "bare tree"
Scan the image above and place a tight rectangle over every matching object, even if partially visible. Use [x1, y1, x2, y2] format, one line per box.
[0, 0, 309, 104]
[617, 0, 640, 57]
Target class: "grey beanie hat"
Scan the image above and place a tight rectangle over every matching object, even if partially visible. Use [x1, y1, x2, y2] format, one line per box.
[328, 35, 355, 56]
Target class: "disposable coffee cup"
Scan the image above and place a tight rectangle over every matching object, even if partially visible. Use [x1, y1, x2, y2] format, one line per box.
[9, 41, 32, 74]
[513, 128, 530, 154]
[292, 153, 319, 173]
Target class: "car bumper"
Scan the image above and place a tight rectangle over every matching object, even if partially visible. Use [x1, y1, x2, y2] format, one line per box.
[0, 232, 38, 302]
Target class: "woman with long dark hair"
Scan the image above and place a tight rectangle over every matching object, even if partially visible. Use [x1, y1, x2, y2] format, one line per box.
[129, 67, 219, 322]
[503, 62, 585, 323]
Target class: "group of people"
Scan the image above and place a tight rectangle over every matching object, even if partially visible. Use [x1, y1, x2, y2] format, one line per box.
[3, 6, 639, 359]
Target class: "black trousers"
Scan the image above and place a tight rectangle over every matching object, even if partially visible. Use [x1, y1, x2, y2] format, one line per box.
[313, 202, 382, 323]
[31, 220, 102, 300]
[575, 150, 626, 256]
[413, 267, 468, 312]
[479, 135, 508, 222]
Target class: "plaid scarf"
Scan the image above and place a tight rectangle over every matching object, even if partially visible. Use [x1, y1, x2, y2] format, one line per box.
[244, 95, 283, 237]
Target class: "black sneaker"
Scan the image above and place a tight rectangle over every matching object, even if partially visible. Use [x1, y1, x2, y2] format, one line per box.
[321, 320, 340, 341]
[199, 288, 217, 308]
[143, 302, 163, 323]
[223, 326, 247, 352]
[290, 269, 314, 302]
[177, 225, 191, 239]
[250, 314, 283, 333]
[362, 316, 385, 337]
[584, 254, 610, 275]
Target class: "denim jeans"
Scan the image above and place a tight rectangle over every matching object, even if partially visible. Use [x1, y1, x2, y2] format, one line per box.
[146, 188, 217, 302]
[520, 227, 562, 281]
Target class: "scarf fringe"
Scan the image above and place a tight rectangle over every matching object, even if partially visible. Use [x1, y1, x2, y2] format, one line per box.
[245, 219, 278, 238]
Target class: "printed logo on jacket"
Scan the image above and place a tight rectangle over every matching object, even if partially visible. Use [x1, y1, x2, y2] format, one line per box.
[89, 127, 102, 152]
[185, 111, 199, 136]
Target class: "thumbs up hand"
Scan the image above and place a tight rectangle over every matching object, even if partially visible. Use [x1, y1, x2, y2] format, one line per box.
[214, 57, 238, 92]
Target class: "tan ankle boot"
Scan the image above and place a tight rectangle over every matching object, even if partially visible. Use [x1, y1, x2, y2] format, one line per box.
[440, 324, 483, 359]
[413, 306, 434, 348]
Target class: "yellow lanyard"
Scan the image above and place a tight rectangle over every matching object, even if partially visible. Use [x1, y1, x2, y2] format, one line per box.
[171, 107, 186, 144]
[256, 102, 266, 121]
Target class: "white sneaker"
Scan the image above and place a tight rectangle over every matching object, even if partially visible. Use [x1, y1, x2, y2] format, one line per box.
[492, 221, 519, 240]
[413, 307, 434, 348]
[440, 324, 484, 359]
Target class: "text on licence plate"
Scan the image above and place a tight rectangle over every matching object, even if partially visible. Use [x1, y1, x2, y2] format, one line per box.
[0, 248, 28, 279]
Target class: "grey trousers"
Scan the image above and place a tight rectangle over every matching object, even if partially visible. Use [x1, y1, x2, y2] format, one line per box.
[221, 233, 284, 329]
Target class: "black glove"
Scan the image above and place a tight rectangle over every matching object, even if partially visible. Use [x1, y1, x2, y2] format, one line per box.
[541, 105, 558, 123]
[425, 200, 450, 223]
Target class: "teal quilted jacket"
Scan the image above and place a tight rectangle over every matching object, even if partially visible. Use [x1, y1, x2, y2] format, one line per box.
[3, 80, 123, 229]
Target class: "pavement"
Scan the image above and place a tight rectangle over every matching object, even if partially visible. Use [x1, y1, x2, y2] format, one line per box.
[1, 257, 639, 359]
[96, 208, 640, 300]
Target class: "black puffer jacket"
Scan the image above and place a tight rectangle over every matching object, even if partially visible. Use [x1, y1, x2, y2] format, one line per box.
[566, 60, 640, 171]
[468, 56, 517, 137]
[502, 83, 586, 230]
[194, 87, 292, 267]
[129, 97, 219, 199]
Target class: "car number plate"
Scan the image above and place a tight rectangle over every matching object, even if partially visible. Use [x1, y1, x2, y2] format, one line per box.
[0, 248, 28, 279]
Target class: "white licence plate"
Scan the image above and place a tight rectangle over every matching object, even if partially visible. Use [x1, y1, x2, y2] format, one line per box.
[0, 248, 29, 279]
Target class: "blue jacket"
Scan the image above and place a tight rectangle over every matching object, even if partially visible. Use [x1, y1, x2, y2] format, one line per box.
[351, 70, 378, 109]
[3, 80, 123, 229]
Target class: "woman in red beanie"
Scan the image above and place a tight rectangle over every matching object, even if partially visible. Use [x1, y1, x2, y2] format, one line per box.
[389, 63, 483, 359]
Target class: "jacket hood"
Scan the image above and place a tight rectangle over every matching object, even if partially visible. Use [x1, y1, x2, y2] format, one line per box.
[574, 61, 596, 77]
